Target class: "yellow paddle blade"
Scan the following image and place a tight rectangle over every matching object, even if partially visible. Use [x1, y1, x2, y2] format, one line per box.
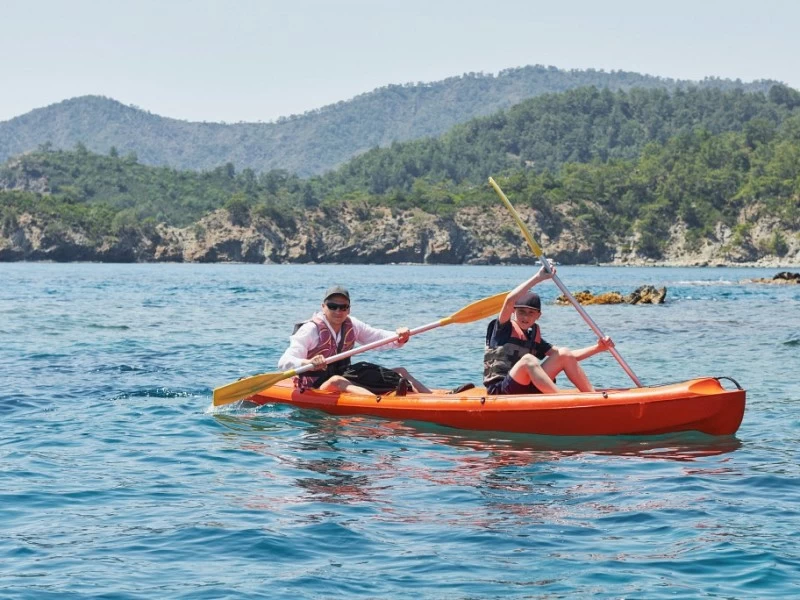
[440, 290, 508, 325]
[488, 177, 544, 258]
[213, 369, 296, 406]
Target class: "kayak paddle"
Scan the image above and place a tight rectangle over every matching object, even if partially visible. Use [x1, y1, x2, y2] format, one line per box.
[212, 289, 509, 406]
[488, 176, 643, 387]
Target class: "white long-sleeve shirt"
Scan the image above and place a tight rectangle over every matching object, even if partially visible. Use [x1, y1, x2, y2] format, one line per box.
[277, 313, 403, 370]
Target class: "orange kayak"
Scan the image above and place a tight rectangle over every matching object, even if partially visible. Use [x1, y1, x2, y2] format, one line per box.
[247, 376, 745, 436]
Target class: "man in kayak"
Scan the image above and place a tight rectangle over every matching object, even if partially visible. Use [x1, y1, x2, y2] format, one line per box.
[484, 267, 614, 394]
[278, 285, 431, 395]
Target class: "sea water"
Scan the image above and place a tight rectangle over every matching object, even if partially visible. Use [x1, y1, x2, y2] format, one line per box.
[1, 263, 798, 598]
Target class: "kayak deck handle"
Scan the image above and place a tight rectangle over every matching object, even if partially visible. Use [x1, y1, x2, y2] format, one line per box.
[715, 376, 743, 390]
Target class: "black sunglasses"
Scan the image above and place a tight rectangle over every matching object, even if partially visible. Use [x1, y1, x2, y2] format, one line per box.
[325, 302, 350, 311]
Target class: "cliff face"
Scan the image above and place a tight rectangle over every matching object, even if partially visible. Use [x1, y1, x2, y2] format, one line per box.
[1, 203, 798, 266]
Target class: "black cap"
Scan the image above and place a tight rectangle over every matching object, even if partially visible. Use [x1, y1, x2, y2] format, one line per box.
[323, 285, 350, 301]
[514, 292, 541, 310]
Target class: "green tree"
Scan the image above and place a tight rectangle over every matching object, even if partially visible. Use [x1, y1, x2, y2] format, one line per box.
[224, 193, 251, 227]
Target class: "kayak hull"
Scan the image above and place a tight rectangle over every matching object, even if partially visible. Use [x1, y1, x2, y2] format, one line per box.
[247, 376, 745, 436]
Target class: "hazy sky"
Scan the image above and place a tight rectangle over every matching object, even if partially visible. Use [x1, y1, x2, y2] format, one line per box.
[2, 0, 798, 123]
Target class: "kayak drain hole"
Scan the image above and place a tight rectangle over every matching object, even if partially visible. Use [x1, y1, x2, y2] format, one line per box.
[480, 397, 486, 405]
[603, 391, 608, 399]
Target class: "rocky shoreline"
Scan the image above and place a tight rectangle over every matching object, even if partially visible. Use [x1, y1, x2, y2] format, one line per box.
[1, 204, 798, 268]
[599, 260, 800, 268]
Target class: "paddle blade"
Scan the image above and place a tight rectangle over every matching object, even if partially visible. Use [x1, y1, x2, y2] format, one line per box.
[488, 177, 544, 258]
[442, 290, 509, 325]
[213, 370, 295, 406]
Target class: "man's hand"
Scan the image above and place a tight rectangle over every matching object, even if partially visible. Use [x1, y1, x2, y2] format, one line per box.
[305, 354, 327, 370]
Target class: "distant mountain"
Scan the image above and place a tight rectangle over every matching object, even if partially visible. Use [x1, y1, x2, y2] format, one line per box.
[0, 65, 780, 176]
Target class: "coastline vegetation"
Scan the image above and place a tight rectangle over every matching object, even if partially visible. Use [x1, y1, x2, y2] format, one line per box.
[2, 85, 799, 261]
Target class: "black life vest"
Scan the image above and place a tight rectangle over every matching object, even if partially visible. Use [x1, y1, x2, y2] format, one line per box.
[483, 318, 543, 385]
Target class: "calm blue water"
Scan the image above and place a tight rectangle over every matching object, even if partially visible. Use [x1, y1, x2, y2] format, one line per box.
[2, 263, 799, 599]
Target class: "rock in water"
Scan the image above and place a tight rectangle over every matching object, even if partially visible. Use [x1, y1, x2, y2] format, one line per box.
[625, 285, 667, 304]
[774, 271, 800, 282]
[744, 271, 800, 284]
[555, 285, 667, 305]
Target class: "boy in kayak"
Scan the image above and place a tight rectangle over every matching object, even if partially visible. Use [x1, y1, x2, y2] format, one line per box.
[278, 285, 431, 395]
[484, 267, 614, 394]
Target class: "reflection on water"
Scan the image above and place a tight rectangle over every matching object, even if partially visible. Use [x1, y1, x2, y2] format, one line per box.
[213, 406, 743, 515]
[215, 405, 742, 462]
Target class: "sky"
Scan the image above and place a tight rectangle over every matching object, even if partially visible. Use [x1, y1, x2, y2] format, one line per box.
[2, 0, 798, 124]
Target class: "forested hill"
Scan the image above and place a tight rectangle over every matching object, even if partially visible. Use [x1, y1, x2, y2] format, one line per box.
[0, 65, 779, 177]
[328, 84, 800, 194]
[2, 84, 799, 266]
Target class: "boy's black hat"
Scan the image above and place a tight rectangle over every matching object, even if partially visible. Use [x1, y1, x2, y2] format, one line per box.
[514, 292, 541, 310]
